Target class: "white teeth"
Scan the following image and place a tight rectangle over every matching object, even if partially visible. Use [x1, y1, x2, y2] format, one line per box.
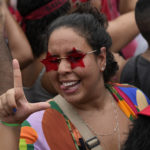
[62, 81, 77, 87]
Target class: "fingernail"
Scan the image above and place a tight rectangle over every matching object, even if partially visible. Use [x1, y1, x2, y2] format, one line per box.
[13, 108, 17, 113]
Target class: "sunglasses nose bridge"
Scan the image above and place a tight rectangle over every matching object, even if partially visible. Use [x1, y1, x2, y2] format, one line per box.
[58, 56, 69, 63]
[57, 57, 72, 74]
[60, 56, 68, 60]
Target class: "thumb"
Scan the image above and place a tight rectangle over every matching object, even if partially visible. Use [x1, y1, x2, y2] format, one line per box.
[28, 102, 50, 114]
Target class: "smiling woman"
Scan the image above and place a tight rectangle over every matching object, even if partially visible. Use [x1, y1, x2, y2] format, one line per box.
[0, 5, 149, 150]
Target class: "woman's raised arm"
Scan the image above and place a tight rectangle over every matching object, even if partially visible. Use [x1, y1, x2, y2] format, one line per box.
[0, 59, 50, 149]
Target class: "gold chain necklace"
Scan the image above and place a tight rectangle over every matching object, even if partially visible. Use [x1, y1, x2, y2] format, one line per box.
[79, 98, 121, 150]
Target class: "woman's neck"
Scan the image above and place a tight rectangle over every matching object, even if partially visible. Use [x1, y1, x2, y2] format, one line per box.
[74, 85, 112, 112]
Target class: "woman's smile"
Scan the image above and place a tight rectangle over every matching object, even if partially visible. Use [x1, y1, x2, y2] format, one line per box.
[60, 80, 80, 94]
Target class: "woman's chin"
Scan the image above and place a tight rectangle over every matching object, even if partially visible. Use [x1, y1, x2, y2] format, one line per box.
[61, 92, 83, 105]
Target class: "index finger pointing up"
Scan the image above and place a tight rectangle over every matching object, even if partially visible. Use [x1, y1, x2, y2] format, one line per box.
[13, 59, 23, 89]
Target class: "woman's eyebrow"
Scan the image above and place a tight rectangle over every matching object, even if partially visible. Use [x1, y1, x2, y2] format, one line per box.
[50, 54, 59, 57]
[67, 49, 82, 55]
[49, 49, 83, 57]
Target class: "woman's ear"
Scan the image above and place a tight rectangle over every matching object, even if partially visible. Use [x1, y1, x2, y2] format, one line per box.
[97, 47, 106, 72]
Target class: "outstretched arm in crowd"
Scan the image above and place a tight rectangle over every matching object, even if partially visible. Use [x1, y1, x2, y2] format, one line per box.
[3, 1, 34, 69]
[0, 1, 13, 95]
[107, 0, 139, 53]
[0, 59, 50, 150]
[119, 0, 138, 14]
[108, 11, 139, 53]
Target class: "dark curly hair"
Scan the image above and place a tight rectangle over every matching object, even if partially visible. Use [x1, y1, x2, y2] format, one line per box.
[17, 0, 71, 57]
[45, 5, 118, 82]
[122, 115, 150, 150]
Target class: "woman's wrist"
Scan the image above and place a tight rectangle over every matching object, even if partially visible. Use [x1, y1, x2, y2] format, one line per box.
[0, 120, 21, 127]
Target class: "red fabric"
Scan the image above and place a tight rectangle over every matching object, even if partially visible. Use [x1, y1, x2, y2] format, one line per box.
[101, 0, 119, 21]
[138, 106, 150, 117]
[101, 0, 112, 20]
[8, 6, 22, 24]
[80, 0, 89, 2]
[121, 40, 137, 59]
[72, 0, 88, 2]
[20, 0, 67, 31]
[24, 0, 67, 20]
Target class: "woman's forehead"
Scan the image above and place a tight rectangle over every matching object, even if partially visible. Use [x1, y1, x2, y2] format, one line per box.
[49, 27, 80, 39]
[48, 27, 90, 53]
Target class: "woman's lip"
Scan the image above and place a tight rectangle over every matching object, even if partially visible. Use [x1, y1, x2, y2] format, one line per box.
[60, 81, 80, 94]
[61, 81, 78, 87]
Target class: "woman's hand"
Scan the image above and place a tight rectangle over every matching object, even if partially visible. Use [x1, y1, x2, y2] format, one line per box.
[0, 59, 50, 124]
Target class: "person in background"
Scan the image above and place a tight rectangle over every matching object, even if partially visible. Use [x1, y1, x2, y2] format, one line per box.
[114, 0, 150, 99]
[122, 105, 150, 150]
[2, 0, 33, 69]
[100, 0, 148, 59]
[0, 0, 13, 94]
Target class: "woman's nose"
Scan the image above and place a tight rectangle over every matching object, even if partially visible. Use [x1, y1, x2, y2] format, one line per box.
[57, 58, 72, 74]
